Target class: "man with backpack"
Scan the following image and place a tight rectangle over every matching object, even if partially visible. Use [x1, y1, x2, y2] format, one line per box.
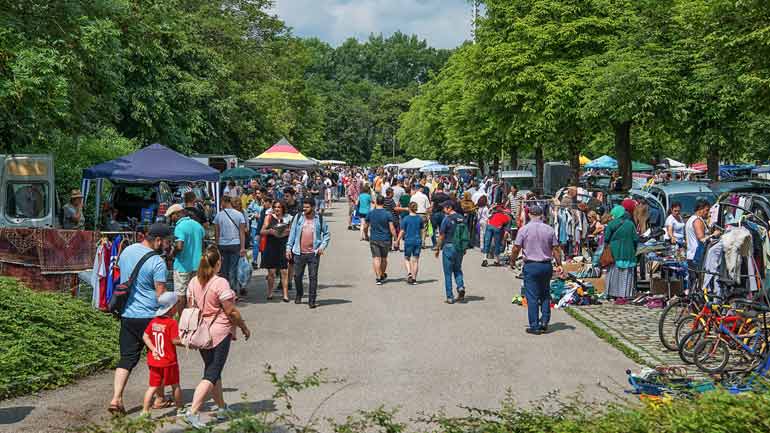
[108, 223, 171, 415]
[435, 200, 469, 304]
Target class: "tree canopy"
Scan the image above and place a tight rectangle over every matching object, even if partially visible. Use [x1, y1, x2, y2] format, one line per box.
[398, 0, 770, 186]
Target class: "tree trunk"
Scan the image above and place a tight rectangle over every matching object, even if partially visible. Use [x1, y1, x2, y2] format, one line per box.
[614, 121, 633, 190]
[568, 141, 581, 187]
[535, 144, 544, 195]
[492, 153, 500, 176]
[478, 159, 486, 176]
[707, 147, 719, 181]
[509, 145, 518, 171]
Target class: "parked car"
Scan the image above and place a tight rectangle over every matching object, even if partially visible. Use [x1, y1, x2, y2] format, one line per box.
[709, 179, 770, 196]
[633, 181, 717, 218]
[0, 154, 59, 228]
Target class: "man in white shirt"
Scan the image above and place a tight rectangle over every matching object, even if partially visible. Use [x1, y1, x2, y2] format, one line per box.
[409, 185, 431, 246]
[391, 179, 406, 204]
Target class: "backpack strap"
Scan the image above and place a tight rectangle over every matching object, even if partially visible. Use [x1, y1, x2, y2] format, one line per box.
[127, 251, 159, 291]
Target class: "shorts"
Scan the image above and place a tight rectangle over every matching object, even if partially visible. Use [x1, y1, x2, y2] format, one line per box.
[148, 364, 180, 387]
[117, 317, 153, 371]
[404, 242, 421, 258]
[370, 240, 390, 258]
[173, 271, 194, 297]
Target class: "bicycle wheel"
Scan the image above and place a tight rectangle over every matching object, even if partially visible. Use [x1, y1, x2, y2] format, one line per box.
[678, 328, 706, 364]
[674, 315, 698, 349]
[658, 297, 690, 351]
[693, 337, 730, 373]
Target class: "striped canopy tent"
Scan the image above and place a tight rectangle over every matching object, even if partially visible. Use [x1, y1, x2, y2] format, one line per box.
[244, 138, 319, 169]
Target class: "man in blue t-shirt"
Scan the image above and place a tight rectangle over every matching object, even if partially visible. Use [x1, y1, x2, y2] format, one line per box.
[166, 204, 205, 311]
[396, 202, 424, 285]
[365, 196, 397, 285]
[110, 223, 171, 415]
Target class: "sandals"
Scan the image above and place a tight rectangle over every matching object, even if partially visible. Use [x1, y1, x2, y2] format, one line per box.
[152, 399, 174, 410]
[108, 403, 126, 416]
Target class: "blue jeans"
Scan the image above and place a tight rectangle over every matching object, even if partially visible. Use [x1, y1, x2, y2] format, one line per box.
[441, 244, 465, 299]
[482, 226, 503, 258]
[522, 262, 553, 330]
[431, 212, 445, 247]
[218, 244, 241, 290]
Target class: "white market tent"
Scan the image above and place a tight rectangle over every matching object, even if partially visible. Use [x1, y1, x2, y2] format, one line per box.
[662, 158, 686, 168]
[320, 160, 347, 166]
[398, 158, 438, 170]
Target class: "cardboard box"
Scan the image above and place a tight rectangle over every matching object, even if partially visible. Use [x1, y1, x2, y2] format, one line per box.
[650, 277, 683, 297]
[563, 262, 585, 273]
[581, 277, 605, 294]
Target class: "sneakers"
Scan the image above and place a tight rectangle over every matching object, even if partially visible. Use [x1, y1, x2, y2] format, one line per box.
[410, 277, 418, 286]
[376, 278, 383, 285]
[182, 411, 206, 429]
[456, 290, 466, 302]
[215, 405, 231, 421]
[511, 296, 523, 305]
[445, 298, 455, 304]
[481, 259, 488, 267]
[407, 275, 414, 285]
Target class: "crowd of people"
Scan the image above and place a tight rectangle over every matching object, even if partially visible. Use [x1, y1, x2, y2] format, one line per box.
[105, 163, 723, 426]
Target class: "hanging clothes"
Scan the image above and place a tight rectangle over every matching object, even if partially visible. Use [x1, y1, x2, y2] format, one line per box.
[106, 235, 123, 304]
[91, 241, 107, 309]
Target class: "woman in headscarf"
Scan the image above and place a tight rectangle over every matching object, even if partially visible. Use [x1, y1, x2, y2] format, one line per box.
[604, 205, 639, 301]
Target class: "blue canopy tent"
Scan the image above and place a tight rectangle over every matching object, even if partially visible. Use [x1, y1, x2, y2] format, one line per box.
[584, 155, 618, 170]
[82, 143, 221, 229]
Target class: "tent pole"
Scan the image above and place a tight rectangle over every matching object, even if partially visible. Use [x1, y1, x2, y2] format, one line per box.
[94, 179, 102, 231]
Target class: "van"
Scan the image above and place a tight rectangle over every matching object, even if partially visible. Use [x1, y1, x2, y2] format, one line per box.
[0, 154, 58, 228]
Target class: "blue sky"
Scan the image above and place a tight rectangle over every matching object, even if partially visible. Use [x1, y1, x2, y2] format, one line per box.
[272, 0, 473, 49]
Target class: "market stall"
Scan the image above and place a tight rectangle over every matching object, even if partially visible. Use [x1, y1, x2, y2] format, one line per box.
[82, 143, 220, 229]
[244, 138, 319, 170]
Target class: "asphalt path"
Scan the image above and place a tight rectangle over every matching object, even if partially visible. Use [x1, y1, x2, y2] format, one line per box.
[0, 202, 636, 432]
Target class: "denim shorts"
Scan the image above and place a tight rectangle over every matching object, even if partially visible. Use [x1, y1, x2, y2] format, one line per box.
[404, 242, 421, 258]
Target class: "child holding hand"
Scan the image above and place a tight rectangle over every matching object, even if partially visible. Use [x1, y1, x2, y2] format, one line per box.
[141, 292, 183, 416]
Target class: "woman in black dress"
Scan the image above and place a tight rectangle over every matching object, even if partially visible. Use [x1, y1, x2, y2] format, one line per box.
[260, 200, 292, 302]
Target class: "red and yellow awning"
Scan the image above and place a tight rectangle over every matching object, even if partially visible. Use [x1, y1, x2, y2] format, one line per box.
[245, 138, 318, 169]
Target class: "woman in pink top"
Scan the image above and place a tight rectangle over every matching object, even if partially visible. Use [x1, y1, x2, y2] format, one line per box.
[183, 246, 251, 428]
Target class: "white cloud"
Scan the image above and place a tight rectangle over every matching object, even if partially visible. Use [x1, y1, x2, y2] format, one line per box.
[272, 0, 472, 48]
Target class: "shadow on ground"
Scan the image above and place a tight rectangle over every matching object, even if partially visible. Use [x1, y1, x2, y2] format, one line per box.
[0, 406, 34, 424]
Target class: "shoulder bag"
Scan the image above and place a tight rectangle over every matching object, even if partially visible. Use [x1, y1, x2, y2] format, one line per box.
[109, 251, 159, 317]
[179, 279, 222, 350]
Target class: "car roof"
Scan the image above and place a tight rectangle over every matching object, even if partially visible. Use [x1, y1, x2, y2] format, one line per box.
[646, 181, 714, 194]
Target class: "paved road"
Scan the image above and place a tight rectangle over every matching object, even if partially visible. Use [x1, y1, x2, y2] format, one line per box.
[1, 202, 636, 432]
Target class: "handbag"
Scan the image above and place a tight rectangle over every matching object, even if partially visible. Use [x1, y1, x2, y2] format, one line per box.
[599, 220, 625, 268]
[179, 279, 221, 350]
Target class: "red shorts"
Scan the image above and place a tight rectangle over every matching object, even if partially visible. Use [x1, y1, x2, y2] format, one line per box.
[148, 365, 180, 387]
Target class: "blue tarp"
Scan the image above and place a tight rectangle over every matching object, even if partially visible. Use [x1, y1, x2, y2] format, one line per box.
[584, 155, 618, 170]
[83, 143, 220, 182]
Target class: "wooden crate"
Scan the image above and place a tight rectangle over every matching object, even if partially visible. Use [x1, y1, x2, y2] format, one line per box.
[650, 277, 684, 297]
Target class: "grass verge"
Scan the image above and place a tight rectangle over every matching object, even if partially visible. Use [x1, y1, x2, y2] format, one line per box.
[565, 306, 650, 367]
[0, 277, 119, 399]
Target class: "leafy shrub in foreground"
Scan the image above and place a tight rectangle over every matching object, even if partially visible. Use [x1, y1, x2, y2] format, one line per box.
[83, 366, 770, 433]
[0, 277, 119, 398]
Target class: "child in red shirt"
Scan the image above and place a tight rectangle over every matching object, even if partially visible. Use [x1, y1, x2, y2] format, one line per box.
[141, 292, 183, 415]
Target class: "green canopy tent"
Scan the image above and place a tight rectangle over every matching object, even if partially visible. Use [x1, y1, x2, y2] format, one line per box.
[220, 166, 258, 180]
[632, 161, 654, 172]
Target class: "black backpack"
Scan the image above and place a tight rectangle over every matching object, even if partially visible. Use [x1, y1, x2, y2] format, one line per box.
[109, 251, 159, 317]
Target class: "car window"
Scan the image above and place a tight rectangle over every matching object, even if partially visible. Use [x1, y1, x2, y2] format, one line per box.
[6, 182, 48, 219]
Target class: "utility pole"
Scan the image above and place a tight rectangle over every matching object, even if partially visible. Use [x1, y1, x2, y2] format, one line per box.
[471, 0, 480, 43]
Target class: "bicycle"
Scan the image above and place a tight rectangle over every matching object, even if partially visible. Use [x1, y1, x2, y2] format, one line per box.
[692, 300, 770, 374]
[658, 291, 704, 351]
[676, 300, 753, 365]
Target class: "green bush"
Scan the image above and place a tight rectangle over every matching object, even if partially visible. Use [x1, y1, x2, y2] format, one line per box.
[0, 277, 119, 398]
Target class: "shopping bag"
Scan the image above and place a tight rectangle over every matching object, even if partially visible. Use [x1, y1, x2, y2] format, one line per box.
[237, 256, 252, 288]
[427, 219, 433, 237]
